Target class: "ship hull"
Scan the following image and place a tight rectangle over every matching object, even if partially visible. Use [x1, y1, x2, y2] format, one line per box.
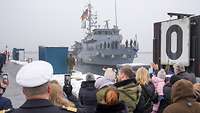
[77, 47, 138, 66]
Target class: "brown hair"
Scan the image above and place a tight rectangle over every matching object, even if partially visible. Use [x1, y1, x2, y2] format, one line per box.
[136, 67, 150, 86]
[104, 87, 119, 105]
[193, 83, 200, 90]
[49, 80, 75, 107]
[120, 65, 135, 79]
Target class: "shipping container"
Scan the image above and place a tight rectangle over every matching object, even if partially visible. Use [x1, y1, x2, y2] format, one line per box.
[39, 46, 68, 74]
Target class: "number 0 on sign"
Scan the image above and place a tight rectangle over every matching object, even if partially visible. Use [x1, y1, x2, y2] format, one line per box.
[161, 18, 190, 66]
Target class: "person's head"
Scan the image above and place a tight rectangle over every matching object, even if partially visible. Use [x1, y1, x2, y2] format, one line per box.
[157, 69, 166, 80]
[171, 79, 194, 103]
[118, 65, 135, 81]
[153, 64, 159, 70]
[104, 87, 119, 105]
[69, 54, 72, 57]
[16, 61, 53, 100]
[95, 77, 114, 89]
[49, 81, 75, 107]
[193, 83, 200, 102]
[104, 68, 116, 82]
[86, 73, 95, 81]
[136, 67, 150, 86]
[23, 83, 49, 99]
[173, 63, 185, 75]
[50, 80, 59, 84]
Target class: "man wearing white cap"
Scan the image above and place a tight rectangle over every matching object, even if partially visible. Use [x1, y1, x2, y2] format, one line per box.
[11, 61, 75, 113]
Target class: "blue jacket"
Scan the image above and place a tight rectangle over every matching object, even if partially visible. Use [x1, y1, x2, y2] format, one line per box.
[0, 96, 12, 110]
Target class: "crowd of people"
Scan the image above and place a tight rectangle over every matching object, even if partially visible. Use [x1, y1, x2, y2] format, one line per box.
[0, 61, 200, 113]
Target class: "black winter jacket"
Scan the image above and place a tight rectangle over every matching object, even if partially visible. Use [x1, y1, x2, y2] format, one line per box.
[134, 82, 156, 113]
[95, 102, 128, 113]
[79, 80, 97, 106]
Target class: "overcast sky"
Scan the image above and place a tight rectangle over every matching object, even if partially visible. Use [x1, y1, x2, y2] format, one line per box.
[0, 0, 199, 52]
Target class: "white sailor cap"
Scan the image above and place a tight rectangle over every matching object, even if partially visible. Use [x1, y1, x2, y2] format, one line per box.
[16, 61, 53, 87]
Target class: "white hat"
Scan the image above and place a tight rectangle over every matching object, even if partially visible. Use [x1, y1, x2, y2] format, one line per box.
[16, 61, 53, 87]
[95, 77, 114, 89]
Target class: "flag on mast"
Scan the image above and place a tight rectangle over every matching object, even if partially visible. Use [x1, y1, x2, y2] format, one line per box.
[80, 9, 89, 21]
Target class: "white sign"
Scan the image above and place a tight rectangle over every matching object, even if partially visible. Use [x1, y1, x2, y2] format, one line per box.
[161, 18, 190, 66]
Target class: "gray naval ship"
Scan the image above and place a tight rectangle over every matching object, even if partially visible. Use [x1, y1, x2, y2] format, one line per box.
[72, 3, 139, 66]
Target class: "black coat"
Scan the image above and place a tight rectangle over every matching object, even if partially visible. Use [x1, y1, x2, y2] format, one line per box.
[95, 102, 128, 113]
[0, 96, 12, 110]
[79, 80, 97, 106]
[10, 99, 74, 113]
[175, 72, 196, 83]
[134, 82, 156, 113]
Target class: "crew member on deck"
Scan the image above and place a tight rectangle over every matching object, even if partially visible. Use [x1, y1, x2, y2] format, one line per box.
[125, 40, 128, 48]
[130, 39, 133, 48]
[68, 54, 76, 75]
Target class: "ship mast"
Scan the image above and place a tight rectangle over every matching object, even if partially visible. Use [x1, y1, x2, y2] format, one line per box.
[88, 3, 92, 33]
[114, 0, 118, 28]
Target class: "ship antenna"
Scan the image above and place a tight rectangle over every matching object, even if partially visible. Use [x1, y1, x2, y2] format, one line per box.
[88, 3, 92, 33]
[114, 0, 118, 28]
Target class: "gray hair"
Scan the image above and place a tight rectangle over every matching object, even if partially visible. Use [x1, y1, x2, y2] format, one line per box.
[173, 63, 185, 74]
[86, 73, 95, 81]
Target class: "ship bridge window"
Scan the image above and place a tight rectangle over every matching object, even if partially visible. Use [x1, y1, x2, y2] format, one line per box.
[104, 31, 112, 35]
[111, 41, 114, 49]
[94, 31, 101, 35]
[114, 31, 119, 35]
[105, 31, 108, 35]
[115, 41, 118, 49]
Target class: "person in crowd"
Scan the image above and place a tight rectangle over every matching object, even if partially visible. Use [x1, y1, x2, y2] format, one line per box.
[149, 63, 159, 77]
[158, 74, 181, 113]
[3, 50, 10, 62]
[0, 74, 9, 93]
[173, 62, 196, 83]
[12, 61, 76, 113]
[95, 68, 116, 103]
[0, 54, 4, 74]
[103, 68, 116, 83]
[114, 65, 141, 113]
[68, 54, 76, 75]
[49, 80, 75, 108]
[151, 69, 166, 113]
[78, 73, 97, 113]
[163, 79, 200, 113]
[95, 87, 128, 113]
[134, 67, 157, 113]
[0, 77, 12, 110]
[63, 79, 80, 107]
[193, 83, 200, 102]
